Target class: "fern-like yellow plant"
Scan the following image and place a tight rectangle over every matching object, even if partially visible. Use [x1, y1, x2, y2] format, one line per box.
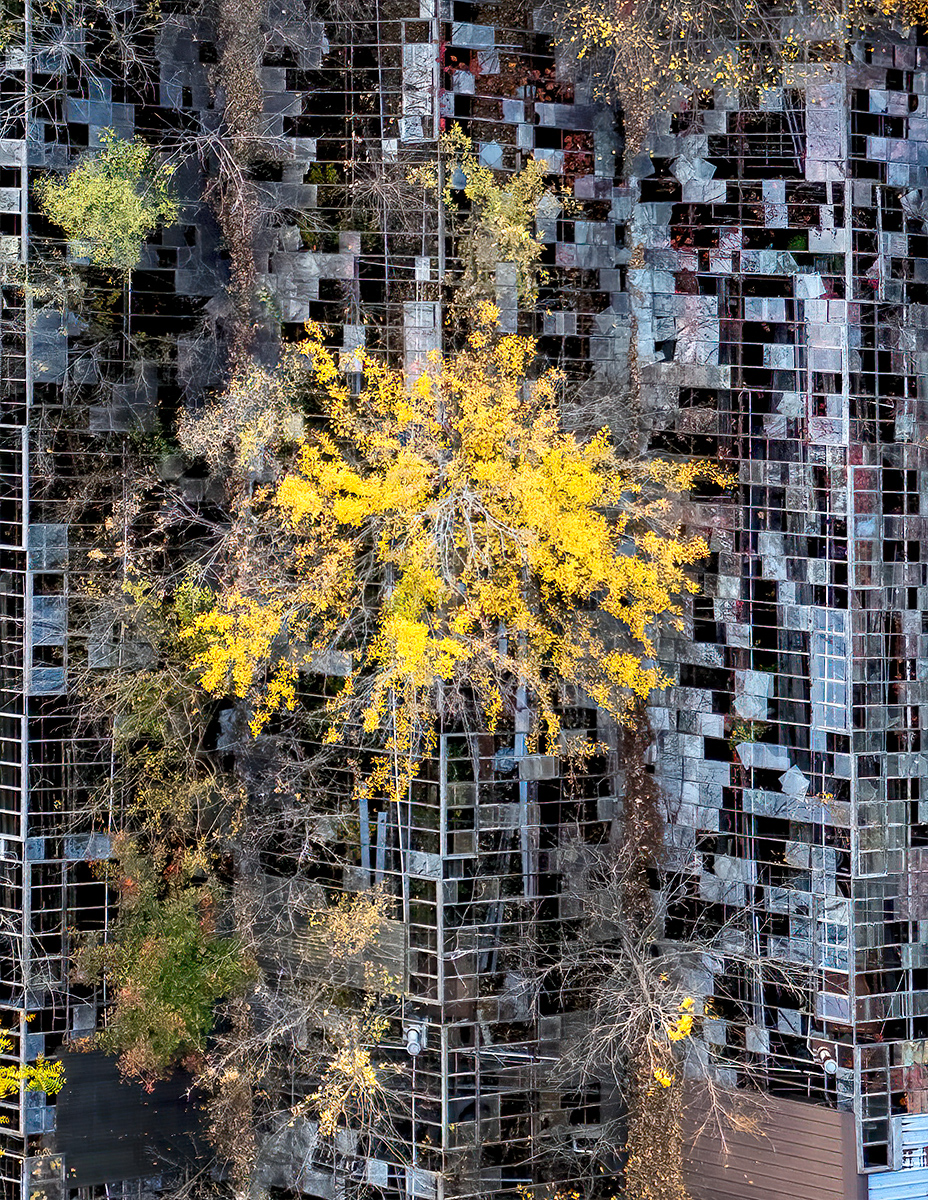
[0, 1026, 64, 1100]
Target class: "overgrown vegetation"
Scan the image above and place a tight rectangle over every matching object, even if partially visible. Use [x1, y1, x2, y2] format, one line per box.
[548, 0, 928, 161]
[74, 298, 722, 1186]
[440, 127, 549, 303]
[36, 0, 756, 1192]
[75, 836, 253, 1085]
[67, 578, 255, 1084]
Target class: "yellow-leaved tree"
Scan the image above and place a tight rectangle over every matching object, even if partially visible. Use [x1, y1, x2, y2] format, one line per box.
[178, 303, 723, 754]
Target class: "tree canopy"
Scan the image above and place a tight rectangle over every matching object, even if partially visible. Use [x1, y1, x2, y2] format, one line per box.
[179, 306, 724, 747]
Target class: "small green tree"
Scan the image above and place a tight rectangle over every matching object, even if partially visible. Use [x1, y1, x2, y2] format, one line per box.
[36, 129, 178, 272]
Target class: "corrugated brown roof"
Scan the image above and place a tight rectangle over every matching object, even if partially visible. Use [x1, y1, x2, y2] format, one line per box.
[684, 1091, 866, 1200]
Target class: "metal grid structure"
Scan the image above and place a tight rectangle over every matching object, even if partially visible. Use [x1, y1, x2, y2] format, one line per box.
[635, 36, 928, 1199]
[3, 0, 928, 1196]
[251, 716, 619, 1200]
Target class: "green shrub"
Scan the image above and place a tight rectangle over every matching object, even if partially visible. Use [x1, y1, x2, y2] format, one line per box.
[77, 836, 253, 1085]
[36, 129, 178, 272]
